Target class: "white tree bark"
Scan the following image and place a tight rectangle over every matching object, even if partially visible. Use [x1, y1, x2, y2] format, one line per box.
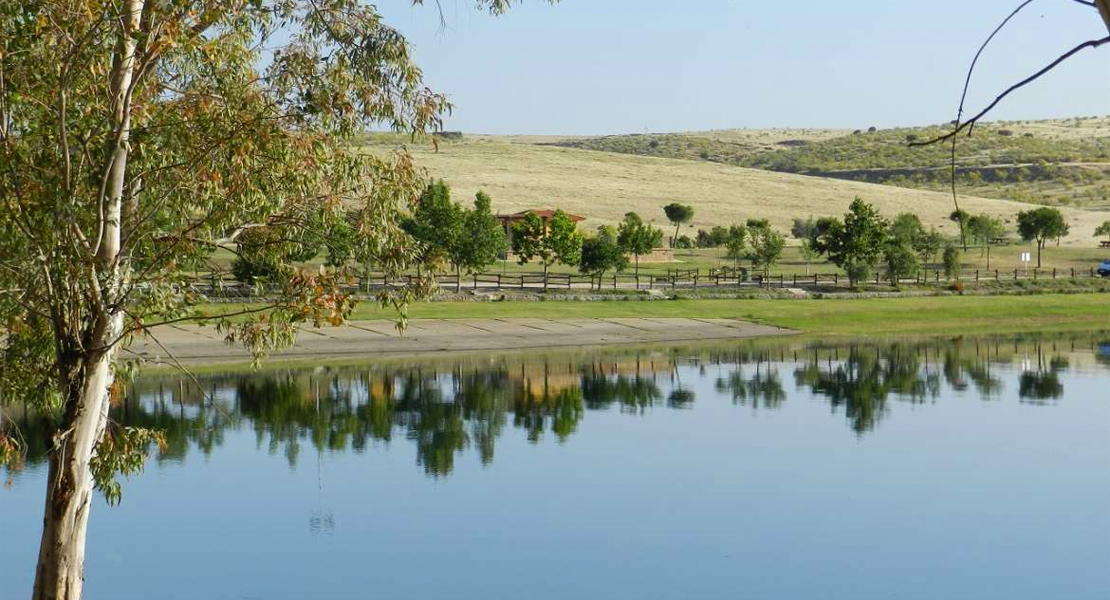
[32, 0, 142, 597]
[31, 355, 115, 600]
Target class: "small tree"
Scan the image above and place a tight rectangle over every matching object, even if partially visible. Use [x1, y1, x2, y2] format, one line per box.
[943, 245, 962, 280]
[708, 226, 730, 247]
[617, 212, 662, 283]
[746, 224, 785, 276]
[791, 216, 819, 240]
[451, 191, 508, 292]
[405, 180, 463, 275]
[882, 241, 919, 287]
[579, 226, 629, 289]
[950, 209, 971, 251]
[511, 210, 583, 290]
[1095, 220, 1110, 244]
[811, 197, 889, 286]
[663, 203, 695, 248]
[799, 239, 820, 276]
[1017, 207, 1069, 268]
[890, 213, 925, 246]
[724, 224, 748, 269]
[967, 214, 1006, 271]
[914, 228, 944, 267]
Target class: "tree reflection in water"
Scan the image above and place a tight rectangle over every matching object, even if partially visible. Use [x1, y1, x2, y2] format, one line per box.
[4, 334, 1106, 480]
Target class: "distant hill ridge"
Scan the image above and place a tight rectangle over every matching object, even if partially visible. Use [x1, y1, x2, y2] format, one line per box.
[548, 117, 1110, 210]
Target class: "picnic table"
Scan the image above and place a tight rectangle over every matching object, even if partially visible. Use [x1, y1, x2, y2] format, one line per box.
[1100, 240, 1110, 249]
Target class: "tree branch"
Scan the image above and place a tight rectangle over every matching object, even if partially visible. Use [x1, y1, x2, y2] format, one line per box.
[912, 34, 1110, 147]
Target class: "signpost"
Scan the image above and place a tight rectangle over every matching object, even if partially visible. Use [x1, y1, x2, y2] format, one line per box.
[1020, 251, 1031, 276]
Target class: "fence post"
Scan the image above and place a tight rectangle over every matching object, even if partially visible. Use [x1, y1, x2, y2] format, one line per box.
[975, 270, 979, 282]
[1052, 268, 1056, 280]
[995, 270, 999, 281]
[1014, 269, 1018, 280]
[834, 273, 838, 287]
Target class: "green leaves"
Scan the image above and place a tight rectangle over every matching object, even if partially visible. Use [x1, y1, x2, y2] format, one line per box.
[90, 426, 167, 506]
[511, 210, 582, 269]
[457, 191, 508, 275]
[1017, 207, 1069, 245]
[745, 223, 785, 273]
[812, 197, 890, 284]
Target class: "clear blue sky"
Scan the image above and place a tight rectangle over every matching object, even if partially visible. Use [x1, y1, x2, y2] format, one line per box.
[376, 0, 1110, 134]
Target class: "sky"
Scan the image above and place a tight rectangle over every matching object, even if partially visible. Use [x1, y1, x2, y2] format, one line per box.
[375, 0, 1110, 135]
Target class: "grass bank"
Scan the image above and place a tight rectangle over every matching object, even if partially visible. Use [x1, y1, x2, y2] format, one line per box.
[207, 293, 1110, 337]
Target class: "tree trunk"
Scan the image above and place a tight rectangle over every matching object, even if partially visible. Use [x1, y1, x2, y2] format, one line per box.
[1037, 240, 1044, 269]
[33, 350, 117, 600]
[543, 263, 549, 291]
[1097, 0, 1110, 33]
[986, 245, 991, 271]
[455, 264, 461, 293]
[34, 2, 142, 597]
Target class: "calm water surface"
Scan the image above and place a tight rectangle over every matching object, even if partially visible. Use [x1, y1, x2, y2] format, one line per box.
[2, 336, 1109, 600]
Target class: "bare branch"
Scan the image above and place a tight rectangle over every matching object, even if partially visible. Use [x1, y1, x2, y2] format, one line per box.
[912, 34, 1110, 147]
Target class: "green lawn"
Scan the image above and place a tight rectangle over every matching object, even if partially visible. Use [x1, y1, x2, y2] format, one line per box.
[207, 293, 1110, 337]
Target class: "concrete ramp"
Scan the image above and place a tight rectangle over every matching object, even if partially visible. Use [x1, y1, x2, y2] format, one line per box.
[128, 318, 795, 366]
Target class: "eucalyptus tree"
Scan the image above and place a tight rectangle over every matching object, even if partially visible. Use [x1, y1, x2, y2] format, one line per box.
[0, 1, 551, 598]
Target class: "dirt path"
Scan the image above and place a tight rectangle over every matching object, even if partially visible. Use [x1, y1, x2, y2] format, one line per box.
[128, 318, 795, 367]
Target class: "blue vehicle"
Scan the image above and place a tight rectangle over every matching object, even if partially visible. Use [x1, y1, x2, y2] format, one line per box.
[1099, 260, 1110, 277]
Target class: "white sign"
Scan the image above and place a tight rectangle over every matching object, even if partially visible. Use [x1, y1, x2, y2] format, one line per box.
[1020, 252, 1031, 263]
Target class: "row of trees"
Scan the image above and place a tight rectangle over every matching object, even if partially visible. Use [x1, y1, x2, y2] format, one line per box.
[404, 181, 508, 292]
[234, 191, 1096, 293]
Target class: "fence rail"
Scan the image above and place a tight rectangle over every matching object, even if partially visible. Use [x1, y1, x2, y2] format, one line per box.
[184, 264, 1107, 299]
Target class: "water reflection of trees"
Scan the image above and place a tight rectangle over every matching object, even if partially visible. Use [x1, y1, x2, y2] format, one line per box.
[5, 335, 1101, 479]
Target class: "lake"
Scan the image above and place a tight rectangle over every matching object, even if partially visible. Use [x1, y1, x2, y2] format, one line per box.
[2, 335, 1109, 600]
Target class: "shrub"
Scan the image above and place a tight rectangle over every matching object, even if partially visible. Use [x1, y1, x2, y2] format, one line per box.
[943, 245, 961, 279]
[846, 261, 871, 287]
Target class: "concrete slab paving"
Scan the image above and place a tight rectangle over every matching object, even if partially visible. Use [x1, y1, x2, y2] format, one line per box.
[127, 317, 795, 366]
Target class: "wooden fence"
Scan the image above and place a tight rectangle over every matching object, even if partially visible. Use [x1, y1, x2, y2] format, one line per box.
[187, 265, 1107, 299]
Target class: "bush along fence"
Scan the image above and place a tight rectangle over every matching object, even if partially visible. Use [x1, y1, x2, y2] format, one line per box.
[187, 265, 1109, 298]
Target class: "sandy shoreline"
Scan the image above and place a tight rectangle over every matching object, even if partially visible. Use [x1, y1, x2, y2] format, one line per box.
[127, 317, 796, 367]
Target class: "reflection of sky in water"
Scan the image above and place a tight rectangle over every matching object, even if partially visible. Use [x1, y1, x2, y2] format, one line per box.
[2, 338, 1109, 600]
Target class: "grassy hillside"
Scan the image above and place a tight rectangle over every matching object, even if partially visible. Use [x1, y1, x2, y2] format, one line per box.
[550, 117, 1110, 209]
[361, 134, 1105, 245]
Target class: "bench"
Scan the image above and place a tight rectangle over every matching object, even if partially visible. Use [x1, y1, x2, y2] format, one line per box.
[1100, 240, 1110, 249]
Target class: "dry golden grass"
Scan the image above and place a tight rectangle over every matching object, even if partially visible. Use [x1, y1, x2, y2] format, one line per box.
[681, 127, 851, 152]
[1003, 115, 1110, 141]
[362, 135, 1107, 245]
